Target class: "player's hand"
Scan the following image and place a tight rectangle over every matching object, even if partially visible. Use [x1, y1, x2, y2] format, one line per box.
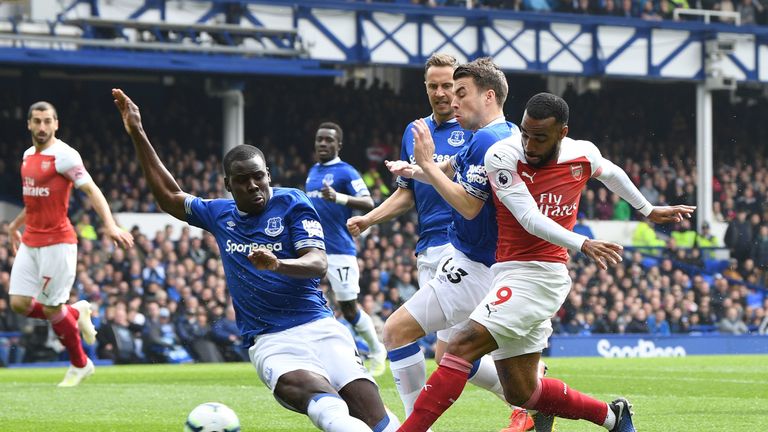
[321, 185, 337, 202]
[647, 205, 696, 224]
[411, 119, 436, 167]
[248, 248, 280, 271]
[112, 88, 143, 134]
[347, 215, 370, 237]
[580, 239, 623, 270]
[385, 160, 422, 179]
[8, 226, 21, 256]
[105, 226, 134, 249]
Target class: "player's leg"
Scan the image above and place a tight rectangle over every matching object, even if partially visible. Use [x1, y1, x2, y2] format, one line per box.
[316, 317, 401, 431]
[482, 262, 634, 432]
[328, 254, 386, 375]
[275, 370, 373, 432]
[8, 244, 47, 319]
[339, 379, 400, 432]
[249, 321, 373, 432]
[399, 319, 497, 432]
[9, 243, 94, 386]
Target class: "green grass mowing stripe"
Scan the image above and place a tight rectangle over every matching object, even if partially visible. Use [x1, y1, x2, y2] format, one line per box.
[1, 355, 766, 431]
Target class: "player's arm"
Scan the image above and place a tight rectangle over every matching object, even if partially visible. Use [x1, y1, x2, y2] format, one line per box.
[7, 208, 26, 255]
[594, 156, 695, 223]
[78, 181, 134, 249]
[411, 119, 483, 219]
[321, 187, 374, 211]
[248, 247, 327, 278]
[347, 187, 414, 236]
[386, 159, 454, 184]
[112, 88, 189, 221]
[486, 149, 622, 269]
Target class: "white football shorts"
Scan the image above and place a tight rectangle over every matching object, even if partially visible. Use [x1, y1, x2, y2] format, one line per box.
[470, 261, 571, 360]
[405, 249, 493, 340]
[249, 317, 374, 404]
[326, 254, 361, 302]
[9, 243, 77, 306]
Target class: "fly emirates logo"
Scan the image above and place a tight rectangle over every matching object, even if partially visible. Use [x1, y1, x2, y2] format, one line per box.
[22, 177, 50, 197]
[225, 239, 283, 254]
[538, 193, 577, 218]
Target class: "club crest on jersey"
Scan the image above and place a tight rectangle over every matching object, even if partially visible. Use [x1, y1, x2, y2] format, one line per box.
[495, 169, 513, 189]
[264, 217, 284, 237]
[571, 164, 583, 181]
[41, 160, 51, 171]
[322, 173, 334, 186]
[447, 130, 465, 147]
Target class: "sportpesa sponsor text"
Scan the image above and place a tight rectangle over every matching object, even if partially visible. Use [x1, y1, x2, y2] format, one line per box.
[225, 239, 283, 253]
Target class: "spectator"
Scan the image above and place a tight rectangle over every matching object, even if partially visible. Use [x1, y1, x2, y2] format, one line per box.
[212, 306, 247, 362]
[625, 309, 650, 333]
[725, 209, 753, 261]
[718, 306, 749, 334]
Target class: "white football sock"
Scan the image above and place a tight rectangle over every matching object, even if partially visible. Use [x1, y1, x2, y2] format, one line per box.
[467, 355, 505, 402]
[602, 402, 616, 430]
[307, 393, 373, 432]
[388, 342, 426, 417]
[352, 310, 385, 354]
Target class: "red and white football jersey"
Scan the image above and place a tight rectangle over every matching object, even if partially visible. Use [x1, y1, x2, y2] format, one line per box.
[20, 139, 92, 247]
[486, 136, 605, 264]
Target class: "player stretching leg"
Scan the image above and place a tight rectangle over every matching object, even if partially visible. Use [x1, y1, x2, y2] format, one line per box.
[398, 93, 696, 432]
[305, 122, 387, 376]
[114, 89, 399, 432]
[8, 101, 134, 387]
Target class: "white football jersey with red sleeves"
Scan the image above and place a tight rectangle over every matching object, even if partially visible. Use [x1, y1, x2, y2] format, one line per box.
[20, 139, 92, 247]
[486, 135, 604, 264]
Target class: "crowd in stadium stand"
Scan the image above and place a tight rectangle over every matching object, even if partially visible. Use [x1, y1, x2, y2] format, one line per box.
[372, 0, 767, 25]
[0, 76, 767, 366]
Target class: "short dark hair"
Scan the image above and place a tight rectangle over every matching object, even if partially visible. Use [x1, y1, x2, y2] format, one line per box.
[424, 53, 459, 75]
[28, 101, 57, 120]
[525, 93, 569, 125]
[453, 57, 508, 107]
[223, 145, 265, 176]
[317, 121, 343, 143]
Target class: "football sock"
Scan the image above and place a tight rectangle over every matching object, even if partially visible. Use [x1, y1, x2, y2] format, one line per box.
[388, 342, 426, 417]
[352, 309, 385, 354]
[602, 403, 617, 430]
[398, 353, 471, 432]
[307, 393, 373, 432]
[467, 355, 505, 402]
[49, 305, 87, 368]
[523, 378, 608, 426]
[373, 408, 401, 432]
[24, 299, 46, 319]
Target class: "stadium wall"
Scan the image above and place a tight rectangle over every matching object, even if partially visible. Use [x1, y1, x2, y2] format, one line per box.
[549, 334, 768, 357]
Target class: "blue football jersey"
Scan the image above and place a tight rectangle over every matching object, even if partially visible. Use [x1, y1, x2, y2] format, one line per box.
[305, 158, 370, 256]
[449, 118, 518, 267]
[184, 187, 332, 346]
[397, 116, 471, 254]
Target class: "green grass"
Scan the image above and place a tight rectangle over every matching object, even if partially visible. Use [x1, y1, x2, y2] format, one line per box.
[1, 355, 767, 431]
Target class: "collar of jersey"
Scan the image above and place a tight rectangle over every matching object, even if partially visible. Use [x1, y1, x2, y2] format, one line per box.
[429, 114, 459, 130]
[235, 187, 273, 216]
[480, 115, 507, 130]
[321, 157, 341, 166]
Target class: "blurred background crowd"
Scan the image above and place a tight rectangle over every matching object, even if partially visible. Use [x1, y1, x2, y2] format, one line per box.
[0, 72, 766, 366]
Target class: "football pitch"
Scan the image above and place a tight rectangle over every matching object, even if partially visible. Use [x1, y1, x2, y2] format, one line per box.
[1, 355, 766, 431]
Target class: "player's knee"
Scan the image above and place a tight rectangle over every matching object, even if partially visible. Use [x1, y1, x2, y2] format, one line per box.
[382, 309, 421, 350]
[9, 296, 31, 315]
[505, 376, 539, 408]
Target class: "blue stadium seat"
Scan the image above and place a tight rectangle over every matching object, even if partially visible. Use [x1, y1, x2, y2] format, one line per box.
[704, 259, 728, 274]
[641, 257, 659, 269]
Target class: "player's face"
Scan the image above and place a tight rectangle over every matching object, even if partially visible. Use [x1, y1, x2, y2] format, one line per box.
[315, 128, 340, 163]
[520, 111, 568, 167]
[451, 77, 485, 131]
[27, 109, 58, 147]
[225, 155, 272, 214]
[424, 66, 455, 120]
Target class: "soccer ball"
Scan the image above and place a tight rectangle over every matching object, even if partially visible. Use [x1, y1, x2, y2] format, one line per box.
[184, 402, 241, 432]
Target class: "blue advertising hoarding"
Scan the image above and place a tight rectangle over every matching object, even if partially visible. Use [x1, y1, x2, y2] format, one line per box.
[548, 335, 768, 358]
